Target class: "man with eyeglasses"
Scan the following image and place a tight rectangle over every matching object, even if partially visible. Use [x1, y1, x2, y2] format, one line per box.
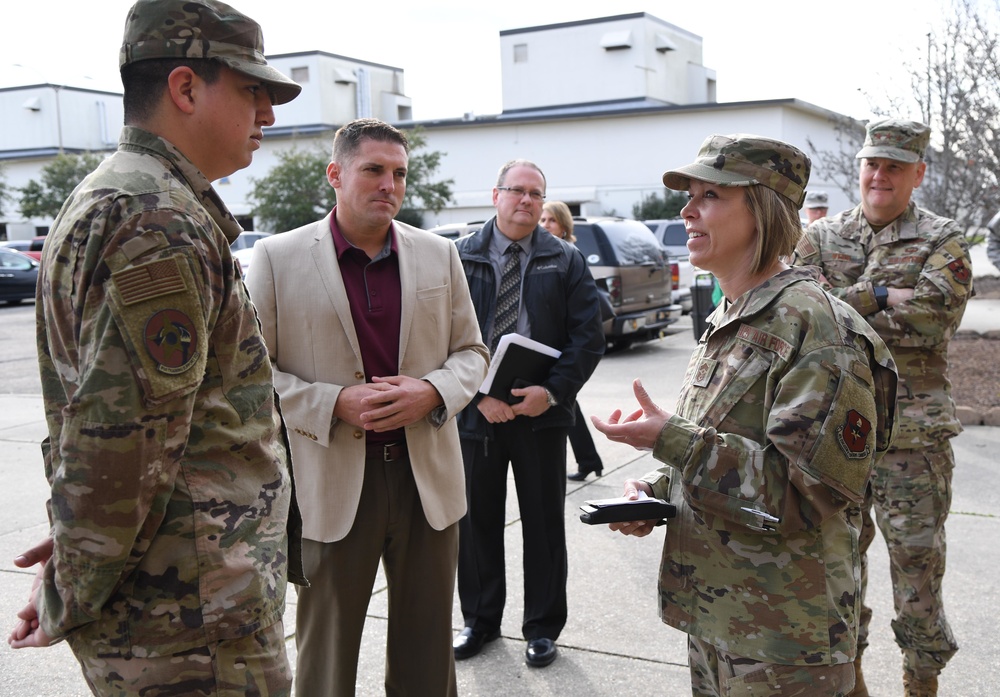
[452, 159, 605, 668]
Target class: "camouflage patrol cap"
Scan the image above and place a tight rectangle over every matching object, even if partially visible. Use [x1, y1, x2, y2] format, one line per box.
[120, 0, 301, 105]
[662, 134, 811, 208]
[855, 119, 929, 163]
[804, 191, 829, 209]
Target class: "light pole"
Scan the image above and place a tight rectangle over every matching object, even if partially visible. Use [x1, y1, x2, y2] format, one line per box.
[12, 63, 64, 154]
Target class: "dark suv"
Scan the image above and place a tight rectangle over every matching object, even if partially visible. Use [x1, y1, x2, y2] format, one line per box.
[573, 217, 681, 350]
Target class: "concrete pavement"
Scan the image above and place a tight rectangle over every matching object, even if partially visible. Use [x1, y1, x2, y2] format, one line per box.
[2, 302, 999, 695]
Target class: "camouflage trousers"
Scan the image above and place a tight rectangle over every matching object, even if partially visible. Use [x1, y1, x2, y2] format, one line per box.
[70, 620, 292, 697]
[857, 443, 959, 679]
[687, 636, 855, 696]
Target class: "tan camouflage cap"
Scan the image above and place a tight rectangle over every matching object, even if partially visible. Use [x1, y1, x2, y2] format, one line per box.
[662, 134, 811, 208]
[804, 191, 829, 209]
[855, 119, 929, 163]
[120, 0, 301, 105]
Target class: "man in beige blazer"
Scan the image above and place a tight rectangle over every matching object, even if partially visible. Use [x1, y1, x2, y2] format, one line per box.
[246, 118, 488, 697]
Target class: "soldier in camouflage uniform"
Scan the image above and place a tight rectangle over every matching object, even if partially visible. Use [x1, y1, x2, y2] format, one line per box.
[792, 119, 971, 697]
[804, 190, 830, 225]
[593, 134, 898, 697]
[7, 2, 304, 695]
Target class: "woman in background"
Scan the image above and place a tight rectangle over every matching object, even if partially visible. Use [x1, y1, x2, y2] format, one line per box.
[540, 201, 605, 481]
[540, 201, 576, 243]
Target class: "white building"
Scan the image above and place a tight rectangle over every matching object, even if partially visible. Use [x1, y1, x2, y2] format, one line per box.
[0, 12, 857, 238]
[0, 83, 123, 239]
[414, 100, 852, 226]
[399, 12, 853, 225]
[499, 12, 716, 112]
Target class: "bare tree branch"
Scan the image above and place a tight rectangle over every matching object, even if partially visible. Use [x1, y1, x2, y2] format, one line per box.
[808, 0, 1000, 235]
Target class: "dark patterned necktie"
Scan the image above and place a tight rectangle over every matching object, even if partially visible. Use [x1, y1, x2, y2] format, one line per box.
[491, 243, 522, 353]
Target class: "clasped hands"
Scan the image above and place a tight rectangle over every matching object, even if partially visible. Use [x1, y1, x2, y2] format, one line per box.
[477, 384, 551, 423]
[336, 375, 442, 431]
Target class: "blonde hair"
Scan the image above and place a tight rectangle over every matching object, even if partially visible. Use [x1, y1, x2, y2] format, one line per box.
[542, 201, 575, 243]
[743, 185, 803, 276]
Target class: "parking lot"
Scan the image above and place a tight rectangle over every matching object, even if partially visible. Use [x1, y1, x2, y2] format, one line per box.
[1, 299, 998, 696]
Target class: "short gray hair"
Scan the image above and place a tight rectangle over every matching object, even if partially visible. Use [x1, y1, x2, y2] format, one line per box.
[496, 159, 546, 189]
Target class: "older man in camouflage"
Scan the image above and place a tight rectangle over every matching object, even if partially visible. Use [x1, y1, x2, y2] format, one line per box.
[7, 2, 304, 695]
[793, 119, 971, 697]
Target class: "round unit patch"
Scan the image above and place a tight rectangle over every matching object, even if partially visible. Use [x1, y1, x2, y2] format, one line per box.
[144, 309, 200, 374]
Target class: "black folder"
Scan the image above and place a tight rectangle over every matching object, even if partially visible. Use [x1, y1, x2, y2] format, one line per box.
[480, 334, 561, 404]
[579, 497, 676, 525]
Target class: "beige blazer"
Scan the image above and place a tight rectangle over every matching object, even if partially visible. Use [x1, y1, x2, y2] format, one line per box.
[246, 214, 488, 543]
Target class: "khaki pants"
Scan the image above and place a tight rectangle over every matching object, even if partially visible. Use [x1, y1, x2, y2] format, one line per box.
[294, 454, 459, 697]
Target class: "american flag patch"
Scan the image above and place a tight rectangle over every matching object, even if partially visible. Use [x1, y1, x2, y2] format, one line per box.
[115, 258, 187, 306]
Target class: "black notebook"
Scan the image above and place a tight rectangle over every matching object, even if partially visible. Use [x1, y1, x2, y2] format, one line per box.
[579, 496, 676, 525]
[479, 333, 561, 404]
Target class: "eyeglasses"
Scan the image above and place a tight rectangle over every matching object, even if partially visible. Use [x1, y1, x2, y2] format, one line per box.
[497, 186, 545, 202]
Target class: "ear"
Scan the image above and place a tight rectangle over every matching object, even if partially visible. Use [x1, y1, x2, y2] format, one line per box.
[913, 160, 927, 188]
[492, 188, 500, 207]
[166, 66, 198, 115]
[326, 161, 340, 189]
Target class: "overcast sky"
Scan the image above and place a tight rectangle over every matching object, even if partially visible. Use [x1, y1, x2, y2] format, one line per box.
[2, 0, 956, 122]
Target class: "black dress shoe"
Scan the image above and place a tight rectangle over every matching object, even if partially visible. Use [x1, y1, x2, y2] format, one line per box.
[525, 638, 557, 667]
[453, 626, 501, 660]
[567, 466, 602, 481]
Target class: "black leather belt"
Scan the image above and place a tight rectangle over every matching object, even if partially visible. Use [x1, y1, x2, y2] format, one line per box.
[366, 442, 408, 462]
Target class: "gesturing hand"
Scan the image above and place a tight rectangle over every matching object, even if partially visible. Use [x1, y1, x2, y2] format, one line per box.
[590, 379, 671, 452]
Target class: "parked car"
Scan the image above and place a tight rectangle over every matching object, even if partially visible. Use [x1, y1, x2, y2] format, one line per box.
[426, 221, 484, 240]
[573, 217, 681, 350]
[20, 236, 48, 262]
[232, 247, 255, 273]
[643, 218, 688, 260]
[0, 247, 40, 305]
[670, 257, 694, 315]
[0, 239, 32, 253]
[230, 231, 273, 251]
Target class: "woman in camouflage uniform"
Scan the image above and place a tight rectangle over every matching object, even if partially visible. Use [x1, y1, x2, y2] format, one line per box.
[593, 134, 898, 697]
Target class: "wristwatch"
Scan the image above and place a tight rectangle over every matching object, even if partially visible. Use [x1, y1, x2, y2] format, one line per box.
[543, 388, 558, 407]
[873, 286, 889, 311]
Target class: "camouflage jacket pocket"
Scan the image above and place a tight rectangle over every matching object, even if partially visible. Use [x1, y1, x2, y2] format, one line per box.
[678, 341, 772, 434]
